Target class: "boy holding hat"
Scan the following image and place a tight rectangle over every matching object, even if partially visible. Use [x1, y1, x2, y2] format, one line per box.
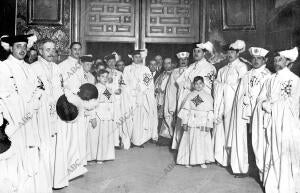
[213, 40, 248, 167]
[227, 47, 271, 178]
[252, 47, 300, 193]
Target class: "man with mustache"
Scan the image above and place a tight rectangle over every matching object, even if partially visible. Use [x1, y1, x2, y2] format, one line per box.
[31, 38, 68, 189]
[0, 34, 51, 192]
[213, 40, 248, 167]
[252, 47, 300, 193]
[227, 47, 271, 178]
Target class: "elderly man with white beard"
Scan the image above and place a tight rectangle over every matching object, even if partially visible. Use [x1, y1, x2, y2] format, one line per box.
[31, 38, 68, 189]
[227, 47, 272, 178]
[252, 47, 300, 193]
[213, 40, 249, 167]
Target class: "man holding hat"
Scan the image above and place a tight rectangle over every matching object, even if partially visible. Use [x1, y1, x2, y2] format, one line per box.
[173, 42, 216, 149]
[0, 34, 51, 192]
[122, 49, 158, 148]
[213, 40, 248, 167]
[252, 47, 300, 193]
[227, 47, 271, 178]
[163, 52, 189, 149]
[31, 38, 69, 189]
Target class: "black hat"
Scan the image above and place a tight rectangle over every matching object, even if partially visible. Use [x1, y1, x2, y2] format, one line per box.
[56, 95, 79, 122]
[1, 34, 33, 46]
[80, 55, 94, 62]
[0, 118, 11, 154]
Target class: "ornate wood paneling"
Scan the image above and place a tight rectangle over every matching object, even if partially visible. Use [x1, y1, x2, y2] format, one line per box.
[144, 0, 200, 43]
[82, 0, 138, 42]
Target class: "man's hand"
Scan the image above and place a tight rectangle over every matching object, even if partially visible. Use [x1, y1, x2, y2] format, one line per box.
[90, 118, 97, 128]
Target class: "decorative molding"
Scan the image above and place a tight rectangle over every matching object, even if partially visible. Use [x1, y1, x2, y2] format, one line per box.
[221, 0, 256, 30]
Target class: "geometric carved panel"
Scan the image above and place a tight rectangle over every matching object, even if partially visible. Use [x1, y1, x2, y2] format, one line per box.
[145, 0, 199, 42]
[85, 0, 136, 37]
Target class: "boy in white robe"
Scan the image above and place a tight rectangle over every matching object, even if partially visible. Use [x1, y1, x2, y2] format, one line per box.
[213, 40, 248, 167]
[227, 47, 271, 177]
[155, 58, 173, 145]
[173, 42, 216, 149]
[31, 38, 69, 189]
[252, 47, 300, 193]
[0, 34, 51, 193]
[90, 70, 116, 162]
[122, 50, 158, 148]
[177, 76, 214, 168]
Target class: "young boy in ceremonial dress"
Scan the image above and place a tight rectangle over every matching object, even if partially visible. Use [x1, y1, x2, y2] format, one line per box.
[177, 76, 214, 168]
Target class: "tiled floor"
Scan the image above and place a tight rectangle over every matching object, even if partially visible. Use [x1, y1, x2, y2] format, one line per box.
[54, 143, 264, 193]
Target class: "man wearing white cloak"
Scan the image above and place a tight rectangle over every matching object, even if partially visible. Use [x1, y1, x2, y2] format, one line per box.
[31, 38, 69, 189]
[227, 47, 271, 177]
[122, 50, 158, 148]
[173, 42, 216, 149]
[213, 40, 248, 167]
[252, 47, 300, 193]
[0, 34, 51, 193]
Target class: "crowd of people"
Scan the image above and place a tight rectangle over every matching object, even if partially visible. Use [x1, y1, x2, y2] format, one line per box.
[0, 34, 299, 193]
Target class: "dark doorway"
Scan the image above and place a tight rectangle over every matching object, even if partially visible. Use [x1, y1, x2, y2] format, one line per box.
[0, 0, 16, 61]
[86, 42, 134, 65]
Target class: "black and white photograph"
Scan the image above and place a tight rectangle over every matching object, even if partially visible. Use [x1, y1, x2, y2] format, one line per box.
[0, 0, 300, 193]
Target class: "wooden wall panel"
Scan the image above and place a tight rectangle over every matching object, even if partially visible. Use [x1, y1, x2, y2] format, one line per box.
[144, 0, 200, 43]
[81, 0, 138, 42]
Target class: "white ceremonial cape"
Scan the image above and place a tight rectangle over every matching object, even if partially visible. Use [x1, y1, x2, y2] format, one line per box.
[106, 68, 123, 147]
[213, 58, 248, 167]
[122, 63, 158, 146]
[31, 56, 69, 189]
[252, 67, 300, 193]
[164, 67, 187, 142]
[228, 65, 271, 174]
[58, 57, 88, 180]
[154, 70, 172, 138]
[172, 58, 215, 149]
[0, 55, 52, 193]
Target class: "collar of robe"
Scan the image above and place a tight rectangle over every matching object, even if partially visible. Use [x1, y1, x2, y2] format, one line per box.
[276, 67, 290, 77]
[68, 56, 79, 63]
[8, 54, 25, 65]
[228, 58, 240, 67]
[38, 56, 53, 66]
[252, 64, 266, 73]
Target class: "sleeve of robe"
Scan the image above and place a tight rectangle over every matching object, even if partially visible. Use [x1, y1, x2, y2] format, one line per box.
[164, 71, 177, 119]
[177, 93, 192, 125]
[176, 66, 192, 89]
[227, 76, 248, 147]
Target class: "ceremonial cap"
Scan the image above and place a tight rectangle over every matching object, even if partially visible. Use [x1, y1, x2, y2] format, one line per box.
[228, 40, 246, 53]
[80, 55, 94, 62]
[1, 34, 37, 51]
[249, 47, 269, 57]
[176, 52, 190, 59]
[278, 47, 298, 62]
[195, 41, 214, 54]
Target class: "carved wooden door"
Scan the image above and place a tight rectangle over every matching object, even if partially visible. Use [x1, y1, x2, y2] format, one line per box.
[80, 0, 202, 51]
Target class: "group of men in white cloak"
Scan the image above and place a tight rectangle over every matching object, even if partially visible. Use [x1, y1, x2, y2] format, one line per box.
[0, 34, 160, 193]
[0, 32, 299, 193]
[154, 39, 300, 193]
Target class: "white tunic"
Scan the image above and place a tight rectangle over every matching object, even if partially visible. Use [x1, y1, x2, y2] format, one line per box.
[213, 58, 248, 167]
[252, 67, 300, 193]
[228, 65, 271, 174]
[31, 56, 68, 189]
[122, 63, 158, 146]
[0, 55, 52, 193]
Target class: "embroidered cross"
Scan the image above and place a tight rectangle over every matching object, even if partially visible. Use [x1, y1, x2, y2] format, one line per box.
[205, 71, 215, 83]
[143, 73, 152, 86]
[280, 80, 292, 97]
[103, 88, 112, 100]
[118, 76, 125, 85]
[191, 94, 203, 107]
[250, 76, 259, 87]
